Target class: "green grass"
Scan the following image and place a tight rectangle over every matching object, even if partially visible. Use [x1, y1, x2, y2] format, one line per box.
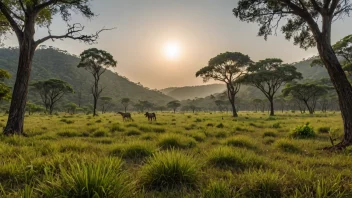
[0, 112, 351, 197]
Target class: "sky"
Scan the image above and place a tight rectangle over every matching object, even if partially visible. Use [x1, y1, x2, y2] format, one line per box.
[5, 0, 352, 89]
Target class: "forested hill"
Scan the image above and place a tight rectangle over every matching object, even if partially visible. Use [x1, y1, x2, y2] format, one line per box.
[160, 84, 226, 100]
[0, 47, 173, 108]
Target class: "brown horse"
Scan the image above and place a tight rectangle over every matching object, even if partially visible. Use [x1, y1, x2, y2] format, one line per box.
[144, 112, 156, 121]
[118, 112, 134, 121]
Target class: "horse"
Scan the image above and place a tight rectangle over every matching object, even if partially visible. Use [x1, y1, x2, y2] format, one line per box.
[144, 112, 156, 121]
[118, 112, 134, 121]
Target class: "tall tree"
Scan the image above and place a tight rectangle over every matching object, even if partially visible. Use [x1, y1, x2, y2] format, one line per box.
[196, 52, 252, 117]
[65, 102, 78, 114]
[237, 59, 302, 116]
[121, 98, 130, 113]
[167, 100, 181, 113]
[282, 81, 329, 114]
[77, 48, 117, 116]
[100, 96, 112, 114]
[233, 0, 352, 148]
[31, 79, 74, 115]
[0, 69, 11, 102]
[0, 1, 109, 135]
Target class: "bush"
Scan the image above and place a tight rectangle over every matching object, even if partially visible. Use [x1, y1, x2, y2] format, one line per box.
[225, 136, 256, 150]
[290, 123, 315, 139]
[38, 158, 133, 197]
[140, 150, 199, 190]
[207, 147, 265, 170]
[274, 139, 301, 153]
[158, 134, 196, 149]
[111, 142, 154, 159]
[318, 126, 330, 134]
[203, 180, 237, 198]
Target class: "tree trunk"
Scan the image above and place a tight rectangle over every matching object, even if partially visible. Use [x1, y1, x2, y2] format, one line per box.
[230, 101, 238, 117]
[93, 96, 97, 116]
[317, 37, 352, 149]
[269, 98, 274, 116]
[3, 38, 35, 135]
[124, 106, 127, 113]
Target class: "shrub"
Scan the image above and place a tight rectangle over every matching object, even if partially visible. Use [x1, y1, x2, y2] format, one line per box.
[109, 124, 125, 132]
[207, 147, 265, 170]
[140, 150, 199, 190]
[38, 158, 133, 197]
[274, 139, 301, 153]
[263, 131, 277, 138]
[126, 129, 141, 136]
[158, 134, 196, 149]
[92, 128, 109, 137]
[318, 126, 330, 134]
[203, 180, 237, 198]
[240, 170, 283, 198]
[272, 122, 281, 128]
[225, 136, 256, 150]
[290, 123, 315, 139]
[111, 142, 154, 159]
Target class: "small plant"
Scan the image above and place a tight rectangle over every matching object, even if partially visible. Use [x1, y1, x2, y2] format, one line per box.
[111, 142, 154, 159]
[290, 123, 315, 139]
[140, 150, 199, 190]
[158, 134, 196, 149]
[93, 128, 109, 137]
[203, 180, 237, 198]
[272, 122, 281, 128]
[263, 131, 277, 138]
[225, 136, 256, 150]
[110, 123, 125, 132]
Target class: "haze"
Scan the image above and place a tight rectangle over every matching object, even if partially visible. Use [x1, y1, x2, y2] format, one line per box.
[5, 0, 352, 89]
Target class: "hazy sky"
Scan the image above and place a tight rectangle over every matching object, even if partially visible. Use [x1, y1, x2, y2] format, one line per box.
[5, 0, 352, 89]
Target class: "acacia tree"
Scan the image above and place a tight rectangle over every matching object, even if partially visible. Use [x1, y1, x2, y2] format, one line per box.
[78, 48, 117, 116]
[196, 52, 252, 117]
[0, 1, 109, 135]
[238, 59, 302, 116]
[282, 81, 329, 114]
[0, 69, 11, 102]
[121, 98, 130, 113]
[31, 79, 74, 115]
[100, 96, 112, 114]
[233, 0, 352, 148]
[167, 100, 181, 113]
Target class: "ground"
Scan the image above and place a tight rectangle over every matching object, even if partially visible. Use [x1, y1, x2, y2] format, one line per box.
[0, 111, 351, 197]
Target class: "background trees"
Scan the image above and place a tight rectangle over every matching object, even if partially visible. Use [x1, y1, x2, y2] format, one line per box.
[100, 97, 112, 114]
[121, 98, 131, 113]
[31, 79, 74, 115]
[0, 0, 108, 135]
[78, 48, 117, 117]
[167, 100, 181, 113]
[0, 69, 11, 102]
[238, 58, 302, 116]
[282, 81, 330, 114]
[233, 0, 352, 148]
[196, 52, 252, 117]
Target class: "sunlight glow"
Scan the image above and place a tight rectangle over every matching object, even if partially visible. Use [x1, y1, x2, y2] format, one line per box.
[164, 42, 181, 60]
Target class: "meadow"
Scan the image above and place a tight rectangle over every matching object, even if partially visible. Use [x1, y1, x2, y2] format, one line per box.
[0, 111, 351, 198]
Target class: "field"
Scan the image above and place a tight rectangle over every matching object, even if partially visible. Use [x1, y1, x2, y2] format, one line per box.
[1, 112, 352, 197]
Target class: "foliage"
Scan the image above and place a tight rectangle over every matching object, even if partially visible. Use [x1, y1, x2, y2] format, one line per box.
[167, 100, 181, 113]
[0, 69, 11, 101]
[290, 123, 316, 139]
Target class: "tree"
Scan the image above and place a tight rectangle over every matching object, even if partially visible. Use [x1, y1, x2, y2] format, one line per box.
[196, 52, 252, 117]
[282, 81, 329, 114]
[134, 100, 154, 112]
[252, 99, 262, 112]
[1, 1, 109, 135]
[31, 79, 74, 115]
[121, 98, 130, 113]
[0, 69, 11, 102]
[100, 97, 112, 114]
[78, 48, 117, 116]
[26, 102, 44, 115]
[233, 0, 352, 148]
[238, 59, 302, 116]
[65, 102, 78, 114]
[167, 100, 181, 113]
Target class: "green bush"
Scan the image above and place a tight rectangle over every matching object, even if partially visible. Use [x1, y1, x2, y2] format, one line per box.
[111, 142, 154, 159]
[290, 123, 315, 139]
[140, 150, 199, 190]
[207, 147, 265, 170]
[38, 158, 133, 197]
[158, 134, 196, 149]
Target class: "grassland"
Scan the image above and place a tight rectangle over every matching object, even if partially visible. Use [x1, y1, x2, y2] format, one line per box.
[0, 111, 351, 197]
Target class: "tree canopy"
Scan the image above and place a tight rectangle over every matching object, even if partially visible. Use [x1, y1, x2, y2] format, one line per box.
[167, 100, 181, 113]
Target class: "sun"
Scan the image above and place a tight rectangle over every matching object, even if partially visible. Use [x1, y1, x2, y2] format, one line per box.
[164, 42, 181, 60]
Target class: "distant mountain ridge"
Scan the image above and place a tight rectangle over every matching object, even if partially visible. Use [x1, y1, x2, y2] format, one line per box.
[160, 84, 226, 100]
[0, 47, 174, 109]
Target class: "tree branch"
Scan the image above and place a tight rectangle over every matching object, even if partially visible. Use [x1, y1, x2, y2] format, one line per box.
[0, 2, 23, 39]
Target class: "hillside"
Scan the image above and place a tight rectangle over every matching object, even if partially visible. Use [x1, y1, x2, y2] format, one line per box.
[160, 84, 226, 100]
[0, 47, 173, 109]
